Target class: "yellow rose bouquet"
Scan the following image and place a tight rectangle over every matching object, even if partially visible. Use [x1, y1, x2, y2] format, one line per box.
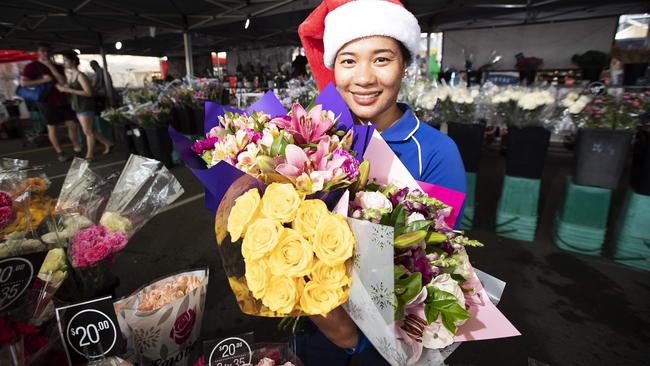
[216, 181, 354, 317]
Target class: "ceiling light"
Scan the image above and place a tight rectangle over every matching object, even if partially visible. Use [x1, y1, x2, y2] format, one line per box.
[115, 41, 122, 50]
[244, 17, 250, 30]
[74, 49, 80, 54]
[161, 56, 168, 61]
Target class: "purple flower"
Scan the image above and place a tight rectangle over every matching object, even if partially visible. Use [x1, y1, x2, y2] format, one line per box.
[0, 206, 16, 230]
[191, 137, 219, 155]
[389, 187, 409, 206]
[332, 149, 359, 180]
[245, 129, 262, 143]
[0, 191, 12, 208]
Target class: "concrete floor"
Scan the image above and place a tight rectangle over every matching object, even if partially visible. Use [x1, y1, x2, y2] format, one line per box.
[2, 130, 649, 366]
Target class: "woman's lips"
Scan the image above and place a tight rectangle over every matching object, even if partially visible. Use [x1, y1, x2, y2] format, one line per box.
[351, 91, 381, 106]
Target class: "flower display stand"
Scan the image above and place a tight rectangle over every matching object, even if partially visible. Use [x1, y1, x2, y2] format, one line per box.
[505, 126, 550, 179]
[461, 172, 477, 230]
[495, 175, 541, 242]
[447, 122, 485, 173]
[144, 126, 174, 168]
[631, 129, 650, 195]
[553, 178, 612, 256]
[614, 190, 650, 271]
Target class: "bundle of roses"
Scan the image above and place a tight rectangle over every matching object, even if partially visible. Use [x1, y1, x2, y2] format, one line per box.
[191, 103, 360, 195]
[0, 191, 16, 231]
[350, 183, 482, 352]
[227, 182, 354, 316]
[0, 317, 49, 363]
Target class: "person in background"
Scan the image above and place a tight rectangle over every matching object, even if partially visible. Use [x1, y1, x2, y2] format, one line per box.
[56, 51, 113, 162]
[89, 60, 116, 111]
[20, 43, 80, 162]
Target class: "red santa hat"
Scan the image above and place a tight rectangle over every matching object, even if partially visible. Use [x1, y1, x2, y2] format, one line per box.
[298, 0, 421, 91]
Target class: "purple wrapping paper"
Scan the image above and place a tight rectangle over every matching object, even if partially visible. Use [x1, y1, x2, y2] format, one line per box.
[171, 87, 374, 212]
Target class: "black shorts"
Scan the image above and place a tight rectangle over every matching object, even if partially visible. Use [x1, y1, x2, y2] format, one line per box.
[36, 103, 77, 125]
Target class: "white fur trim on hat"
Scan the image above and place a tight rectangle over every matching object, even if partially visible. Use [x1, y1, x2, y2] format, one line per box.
[323, 0, 421, 69]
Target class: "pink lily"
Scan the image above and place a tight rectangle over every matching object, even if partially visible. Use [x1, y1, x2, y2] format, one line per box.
[271, 104, 334, 144]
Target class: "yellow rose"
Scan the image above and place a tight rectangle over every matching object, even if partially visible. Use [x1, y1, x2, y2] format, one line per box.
[261, 275, 301, 315]
[300, 280, 347, 316]
[268, 228, 313, 277]
[227, 188, 261, 241]
[292, 199, 329, 239]
[260, 183, 302, 223]
[244, 259, 270, 299]
[313, 213, 355, 266]
[241, 218, 283, 260]
[309, 260, 350, 289]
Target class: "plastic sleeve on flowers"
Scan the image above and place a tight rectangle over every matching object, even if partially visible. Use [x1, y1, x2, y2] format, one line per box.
[344, 328, 370, 355]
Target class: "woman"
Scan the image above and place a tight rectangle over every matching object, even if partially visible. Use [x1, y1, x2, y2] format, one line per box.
[56, 51, 113, 162]
[296, 1, 467, 365]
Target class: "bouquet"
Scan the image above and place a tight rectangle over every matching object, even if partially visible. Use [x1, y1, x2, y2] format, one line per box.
[419, 84, 480, 125]
[115, 269, 209, 366]
[350, 183, 481, 354]
[487, 86, 556, 128]
[339, 131, 519, 365]
[131, 102, 171, 128]
[220, 182, 353, 317]
[576, 92, 649, 131]
[171, 85, 373, 319]
[0, 317, 50, 365]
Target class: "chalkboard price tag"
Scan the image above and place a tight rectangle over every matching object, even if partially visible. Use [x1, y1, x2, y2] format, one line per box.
[56, 296, 124, 365]
[587, 81, 606, 96]
[0, 251, 46, 313]
[204, 332, 254, 366]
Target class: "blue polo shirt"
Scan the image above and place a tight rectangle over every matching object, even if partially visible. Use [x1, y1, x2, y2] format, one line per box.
[382, 104, 467, 225]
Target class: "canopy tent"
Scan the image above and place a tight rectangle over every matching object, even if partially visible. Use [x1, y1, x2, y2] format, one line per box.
[0, 50, 37, 63]
[0, 0, 647, 76]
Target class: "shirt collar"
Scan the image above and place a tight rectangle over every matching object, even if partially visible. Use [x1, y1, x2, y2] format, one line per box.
[380, 104, 420, 142]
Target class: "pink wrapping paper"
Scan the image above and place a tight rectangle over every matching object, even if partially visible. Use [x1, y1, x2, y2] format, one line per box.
[417, 181, 465, 228]
[455, 271, 521, 341]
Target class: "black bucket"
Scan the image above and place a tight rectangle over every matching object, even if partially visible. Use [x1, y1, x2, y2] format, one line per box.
[574, 129, 632, 189]
[112, 124, 137, 159]
[447, 122, 485, 173]
[171, 106, 194, 134]
[192, 106, 204, 134]
[631, 129, 650, 195]
[144, 126, 174, 168]
[505, 126, 550, 179]
[128, 126, 151, 158]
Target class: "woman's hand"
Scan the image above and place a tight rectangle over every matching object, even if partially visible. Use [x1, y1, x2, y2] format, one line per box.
[309, 306, 358, 349]
[55, 84, 68, 93]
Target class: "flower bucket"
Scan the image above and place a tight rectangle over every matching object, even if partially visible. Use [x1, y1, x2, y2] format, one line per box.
[631, 129, 650, 195]
[116, 268, 208, 366]
[144, 126, 174, 169]
[128, 126, 152, 158]
[447, 122, 485, 173]
[505, 126, 550, 179]
[172, 106, 194, 134]
[192, 106, 204, 134]
[112, 124, 137, 159]
[574, 129, 633, 189]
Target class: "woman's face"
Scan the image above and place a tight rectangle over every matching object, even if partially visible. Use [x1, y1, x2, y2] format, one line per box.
[62, 57, 73, 69]
[334, 36, 405, 124]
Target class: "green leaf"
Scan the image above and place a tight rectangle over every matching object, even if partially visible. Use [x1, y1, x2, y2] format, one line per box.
[394, 230, 427, 249]
[394, 265, 406, 280]
[395, 272, 422, 305]
[403, 220, 433, 234]
[390, 204, 407, 229]
[306, 96, 317, 112]
[364, 182, 381, 192]
[425, 287, 471, 333]
[450, 273, 466, 285]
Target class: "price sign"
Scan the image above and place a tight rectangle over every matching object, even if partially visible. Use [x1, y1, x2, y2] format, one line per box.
[56, 296, 124, 365]
[587, 81, 606, 96]
[204, 332, 254, 366]
[0, 251, 46, 313]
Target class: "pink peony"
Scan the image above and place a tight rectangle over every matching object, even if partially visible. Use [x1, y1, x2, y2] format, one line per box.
[0, 191, 12, 208]
[70, 225, 128, 268]
[332, 149, 359, 180]
[0, 206, 16, 230]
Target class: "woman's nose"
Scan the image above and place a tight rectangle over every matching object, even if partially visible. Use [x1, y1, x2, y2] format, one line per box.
[354, 63, 376, 86]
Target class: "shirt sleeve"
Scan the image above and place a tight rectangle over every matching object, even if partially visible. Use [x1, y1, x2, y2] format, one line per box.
[420, 134, 467, 228]
[21, 63, 38, 80]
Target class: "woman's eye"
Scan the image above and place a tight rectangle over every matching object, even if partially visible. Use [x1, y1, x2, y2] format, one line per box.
[340, 59, 355, 65]
[375, 57, 390, 64]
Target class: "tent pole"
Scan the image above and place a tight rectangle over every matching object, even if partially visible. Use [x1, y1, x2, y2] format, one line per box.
[183, 31, 194, 80]
[99, 46, 114, 108]
[426, 32, 431, 77]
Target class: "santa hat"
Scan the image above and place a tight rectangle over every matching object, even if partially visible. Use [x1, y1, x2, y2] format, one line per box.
[298, 0, 421, 91]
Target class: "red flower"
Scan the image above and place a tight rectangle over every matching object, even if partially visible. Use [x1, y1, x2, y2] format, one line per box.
[0, 326, 17, 345]
[169, 308, 196, 345]
[14, 322, 39, 336]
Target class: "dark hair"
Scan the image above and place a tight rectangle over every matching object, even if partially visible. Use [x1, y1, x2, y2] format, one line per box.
[397, 41, 412, 65]
[61, 50, 80, 66]
[36, 42, 51, 52]
[90, 60, 100, 68]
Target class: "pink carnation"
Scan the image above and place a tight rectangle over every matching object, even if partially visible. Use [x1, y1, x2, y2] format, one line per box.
[0, 191, 12, 208]
[191, 137, 219, 155]
[332, 149, 360, 180]
[70, 225, 128, 268]
[0, 206, 16, 230]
